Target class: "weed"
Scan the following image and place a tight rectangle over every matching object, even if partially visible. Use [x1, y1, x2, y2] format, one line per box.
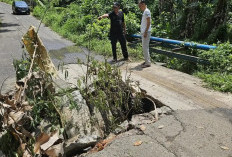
[76, 58, 143, 133]
[0, 131, 19, 156]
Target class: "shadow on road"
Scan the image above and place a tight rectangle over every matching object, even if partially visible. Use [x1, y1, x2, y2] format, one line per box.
[129, 64, 143, 71]
[0, 29, 14, 33]
[0, 22, 19, 33]
[0, 22, 19, 27]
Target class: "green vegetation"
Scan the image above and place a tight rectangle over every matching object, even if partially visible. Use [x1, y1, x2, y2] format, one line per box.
[32, 1, 142, 59]
[0, 0, 13, 4]
[13, 54, 61, 127]
[77, 58, 144, 132]
[196, 42, 232, 92]
[0, 131, 19, 156]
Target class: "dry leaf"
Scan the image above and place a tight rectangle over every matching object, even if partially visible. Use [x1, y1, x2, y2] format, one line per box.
[2, 103, 11, 108]
[95, 142, 104, 152]
[8, 111, 25, 125]
[5, 98, 16, 109]
[158, 125, 165, 129]
[34, 133, 50, 154]
[91, 134, 116, 153]
[140, 125, 146, 131]
[14, 87, 23, 102]
[41, 131, 60, 151]
[23, 150, 31, 157]
[22, 26, 57, 76]
[18, 143, 26, 154]
[220, 146, 229, 150]
[134, 141, 143, 146]
[45, 142, 64, 157]
[21, 101, 32, 111]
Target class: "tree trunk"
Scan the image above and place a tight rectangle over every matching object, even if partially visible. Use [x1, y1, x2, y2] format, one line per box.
[213, 0, 228, 27]
[183, 0, 199, 38]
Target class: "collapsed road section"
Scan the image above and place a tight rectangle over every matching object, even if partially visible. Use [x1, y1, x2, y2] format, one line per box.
[0, 26, 169, 157]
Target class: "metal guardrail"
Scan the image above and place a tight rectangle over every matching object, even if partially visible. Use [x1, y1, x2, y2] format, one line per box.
[130, 35, 214, 64]
[131, 34, 216, 50]
[150, 48, 210, 64]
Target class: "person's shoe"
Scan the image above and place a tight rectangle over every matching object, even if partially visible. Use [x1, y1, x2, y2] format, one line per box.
[123, 57, 131, 62]
[141, 64, 151, 68]
[141, 62, 146, 65]
[111, 59, 117, 63]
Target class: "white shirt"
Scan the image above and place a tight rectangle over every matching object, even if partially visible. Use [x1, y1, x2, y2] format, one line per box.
[141, 8, 151, 34]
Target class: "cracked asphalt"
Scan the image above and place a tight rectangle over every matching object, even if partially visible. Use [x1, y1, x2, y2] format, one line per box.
[87, 109, 232, 157]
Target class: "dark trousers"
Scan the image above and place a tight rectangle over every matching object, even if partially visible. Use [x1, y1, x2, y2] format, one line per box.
[110, 33, 128, 60]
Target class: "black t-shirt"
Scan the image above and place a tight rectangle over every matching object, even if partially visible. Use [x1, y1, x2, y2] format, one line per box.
[108, 11, 124, 35]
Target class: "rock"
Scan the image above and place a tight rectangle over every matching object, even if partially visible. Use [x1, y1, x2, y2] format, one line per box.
[0, 151, 5, 157]
[130, 113, 156, 127]
[160, 106, 172, 115]
[64, 135, 99, 156]
[37, 120, 53, 133]
[61, 90, 104, 139]
[1, 77, 16, 95]
[150, 108, 162, 115]
[114, 120, 129, 134]
[53, 78, 72, 92]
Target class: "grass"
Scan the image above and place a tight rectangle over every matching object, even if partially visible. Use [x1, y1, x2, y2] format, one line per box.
[0, 0, 13, 4]
[196, 72, 232, 93]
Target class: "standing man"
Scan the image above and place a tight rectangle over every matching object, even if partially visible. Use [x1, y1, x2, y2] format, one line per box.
[98, 2, 129, 62]
[139, 0, 151, 68]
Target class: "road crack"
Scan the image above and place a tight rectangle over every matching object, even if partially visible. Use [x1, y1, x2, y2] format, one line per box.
[145, 133, 179, 157]
[165, 107, 186, 142]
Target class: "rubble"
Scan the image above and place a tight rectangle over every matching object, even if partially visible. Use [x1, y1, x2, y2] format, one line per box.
[64, 135, 100, 156]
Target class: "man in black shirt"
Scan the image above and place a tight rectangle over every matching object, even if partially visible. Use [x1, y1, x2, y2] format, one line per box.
[98, 2, 129, 62]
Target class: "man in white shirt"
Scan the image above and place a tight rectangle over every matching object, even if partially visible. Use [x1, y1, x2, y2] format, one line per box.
[139, 0, 151, 68]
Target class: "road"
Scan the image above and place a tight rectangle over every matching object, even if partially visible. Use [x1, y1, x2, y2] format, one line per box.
[1, 2, 232, 157]
[0, 2, 73, 91]
[61, 63, 232, 157]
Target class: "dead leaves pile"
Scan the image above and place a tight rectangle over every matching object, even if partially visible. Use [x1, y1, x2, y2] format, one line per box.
[0, 72, 63, 157]
[0, 79, 33, 156]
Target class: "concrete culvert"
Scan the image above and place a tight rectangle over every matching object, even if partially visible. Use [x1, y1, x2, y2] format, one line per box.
[141, 97, 155, 112]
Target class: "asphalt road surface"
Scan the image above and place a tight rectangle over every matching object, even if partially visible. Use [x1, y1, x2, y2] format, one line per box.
[0, 2, 73, 87]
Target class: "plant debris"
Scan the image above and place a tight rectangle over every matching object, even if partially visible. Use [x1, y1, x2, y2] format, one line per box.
[134, 140, 143, 146]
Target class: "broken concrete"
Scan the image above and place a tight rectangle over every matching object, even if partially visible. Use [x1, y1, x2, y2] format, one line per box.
[114, 120, 129, 134]
[64, 135, 100, 156]
[85, 109, 232, 157]
[130, 113, 156, 126]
